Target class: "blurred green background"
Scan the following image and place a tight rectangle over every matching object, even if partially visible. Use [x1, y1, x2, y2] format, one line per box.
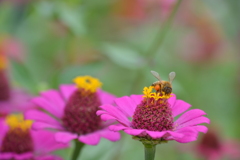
[1, 0, 240, 159]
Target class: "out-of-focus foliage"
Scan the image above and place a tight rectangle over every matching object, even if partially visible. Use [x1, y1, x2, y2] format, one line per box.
[1, 0, 240, 159]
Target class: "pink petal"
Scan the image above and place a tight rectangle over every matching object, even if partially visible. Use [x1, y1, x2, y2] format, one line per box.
[31, 97, 63, 118]
[32, 130, 69, 155]
[32, 122, 64, 130]
[78, 132, 101, 145]
[99, 114, 118, 122]
[55, 131, 78, 143]
[124, 129, 146, 136]
[167, 94, 176, 108]
[35, 155, 63, 160]
[191, 125, 208, 133]
[130, 95, 143, 107]
[109, 124, 128, 131]
[175, 109, 207, 124]
[172, 127, 198, 143]
[114, 96, 136, 117]
[175, 116, 210, 130]
[25, 110, 61, 127]
[59, 84, 76, 100]
[97, 89, 116, 105]
[99, 104, 131, 126]
[40, 90, 65, 111]
[98, 129, 121, 141]
[145, 131, 167, 139]
[172, 100, 191, 117]
[146, 130, 184, 139]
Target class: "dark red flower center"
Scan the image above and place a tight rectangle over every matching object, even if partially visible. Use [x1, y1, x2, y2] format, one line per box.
[199, 131, 221, 150]
[0, 70, 11, 101]
[62, 88, 102, 135]
[132, 97, 174, 132]
[0, 129, 34, 154]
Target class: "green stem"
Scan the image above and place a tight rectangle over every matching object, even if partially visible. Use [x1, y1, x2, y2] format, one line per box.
[147, 0, 183, 61]
[144, 144, 156, 160]
[71, 140, 85, 160]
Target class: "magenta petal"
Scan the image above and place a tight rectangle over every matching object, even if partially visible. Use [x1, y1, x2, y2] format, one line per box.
[99, 104, 131, 126]
[32, 122, 64, 130]
[40, 90, 65, 111]
[31, 97, 63, 118]
[96, 110, 107, 116]
[13, 153, 33, 160]
[124, 129, 146, 136]
[175, 109, 207, 124]
[32, 130, 68, 155]
[100, 114, 118, 122]
[130, 95, 143, 107]
[114, 96, 136, 117]
[59, 84, 76, 100]
[167, 94, 176, 108]
[55, 132, 78, 143]
[175, 116, 210, 130]
[191, 125, 208, 133]
[35, 155, 63, 160]
[175, 135, 197, 143]
[97, 89, 116, 105]
[172, 99, 191, 117]
[109, 124, 128, 131]
[172, 127, 198, 143]
[98, 129, 121, 141]
[25, 110, 61, 127]
[145, 131, 167, 139]
[146, 130, 183, 139]
[78, 132, 101, 145]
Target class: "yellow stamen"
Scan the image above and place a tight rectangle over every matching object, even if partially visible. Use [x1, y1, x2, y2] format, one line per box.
[143, 86, 154, 98]
[73, 75, 102, 93]
[6, 114, 33, 131]
[153, 92, 163, 100]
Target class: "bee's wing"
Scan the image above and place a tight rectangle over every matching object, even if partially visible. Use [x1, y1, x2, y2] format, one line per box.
[169, 72, 176, 84]
[151, 70, 162, 81]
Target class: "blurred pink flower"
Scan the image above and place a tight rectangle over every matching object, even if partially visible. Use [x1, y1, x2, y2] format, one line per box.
[0, 36, 25, 62]
[97, 91, 210, 144]
[0, 69, 34, 116]
[25, 76, 121, 145]
[196, 129, 240, 160]
[0, 114, 68, 160]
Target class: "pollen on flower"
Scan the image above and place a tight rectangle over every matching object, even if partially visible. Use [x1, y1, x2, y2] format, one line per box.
[143, 86, 154, 98]
[6, 114, 33, 131]
[73, 76, 102, 93]
[142, 86, 172, 100]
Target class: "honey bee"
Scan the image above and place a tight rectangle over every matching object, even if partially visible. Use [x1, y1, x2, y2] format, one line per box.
[151, 70, 176, 96]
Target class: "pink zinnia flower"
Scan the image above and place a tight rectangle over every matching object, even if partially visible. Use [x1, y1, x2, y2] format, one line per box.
[25, 76, 120, 145]
[97, 85, 210, 144]
[0, 114, 68, 160]
[0, 54, 33, 115]
[196, 129, 240, 160]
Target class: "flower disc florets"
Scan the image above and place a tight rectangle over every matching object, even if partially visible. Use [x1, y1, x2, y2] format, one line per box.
[62, 76, 102, 135]
[1, 114, 34, 154]
[132, 86, 174, 141]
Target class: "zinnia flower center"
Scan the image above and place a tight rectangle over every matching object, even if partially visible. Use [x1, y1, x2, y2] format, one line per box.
[62, 76, 102, 135]
[200, 131, 221, 150]
[0, 70, 10, 101]
[132, 86, 174, 132]
[1, 114, 34, 154]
